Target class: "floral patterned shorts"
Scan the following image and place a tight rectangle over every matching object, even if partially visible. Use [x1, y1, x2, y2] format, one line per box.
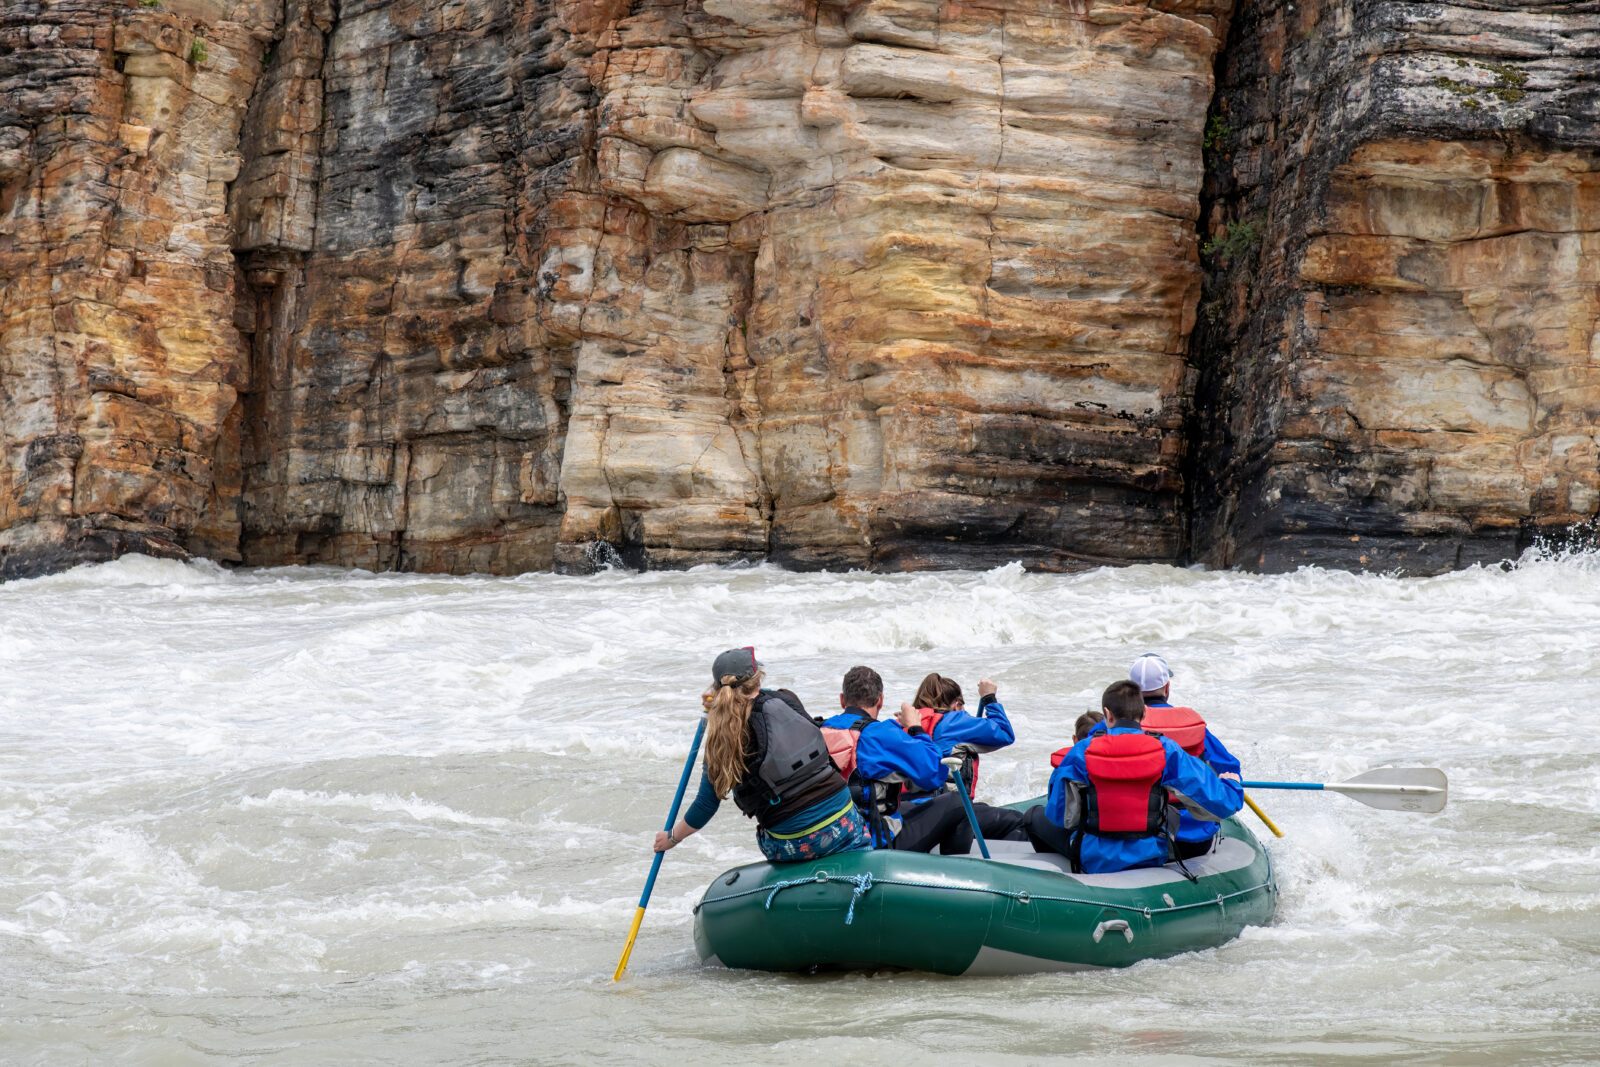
[758, 803, 873, 863]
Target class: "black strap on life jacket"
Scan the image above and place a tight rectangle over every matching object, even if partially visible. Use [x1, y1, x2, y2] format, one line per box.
[1068, 730, 1195, 880]
[811, 711, 902, 845]
[729, 692, 842, 826]
[1067, 802, 1191, 879]
[844, 733, 899, 816]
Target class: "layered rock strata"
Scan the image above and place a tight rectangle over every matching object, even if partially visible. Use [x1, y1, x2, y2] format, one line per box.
[237, 0, 1233, 574]
[1191, 1, 1600, 572]
[0, 0, 279, 578]
[0, 0, 1232, 578]
[1, 0, 1596, 581]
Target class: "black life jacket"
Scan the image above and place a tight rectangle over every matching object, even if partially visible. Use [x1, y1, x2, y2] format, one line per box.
[729, 691, 843, 828]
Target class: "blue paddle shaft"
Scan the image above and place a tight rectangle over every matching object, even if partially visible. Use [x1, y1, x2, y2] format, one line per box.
[950, 764, 991, 860]
[638, 717, 707, 908]
[1241, 780, 1325, 791]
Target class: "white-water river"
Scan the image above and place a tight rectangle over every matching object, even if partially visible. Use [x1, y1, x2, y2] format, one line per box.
[1, 554, 1597, 1064]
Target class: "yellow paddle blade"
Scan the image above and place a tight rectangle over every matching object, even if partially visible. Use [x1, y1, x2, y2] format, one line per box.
[1244, 792, 1285, 838]
[612, 906, 648, 982]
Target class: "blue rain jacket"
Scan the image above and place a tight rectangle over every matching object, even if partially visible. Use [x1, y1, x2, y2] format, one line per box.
[903, 694, 1016, 807]
[819, 710, 947, 793]
[929, 693, 1016, 753]
[1046, 724, 1243, 873]
[1144, 702, 1241, 845]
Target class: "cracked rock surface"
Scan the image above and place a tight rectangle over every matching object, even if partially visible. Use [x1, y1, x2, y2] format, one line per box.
[0, 0, 1595, 579]
[1191, 0, 1600, 573]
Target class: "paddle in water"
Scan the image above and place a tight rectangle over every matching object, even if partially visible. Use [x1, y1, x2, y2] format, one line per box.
[613, 717, 707, 982]
[1242, 767, 1448, 814]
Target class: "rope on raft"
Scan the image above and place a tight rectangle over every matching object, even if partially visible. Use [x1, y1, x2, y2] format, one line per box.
[695, 869, 1275, 926]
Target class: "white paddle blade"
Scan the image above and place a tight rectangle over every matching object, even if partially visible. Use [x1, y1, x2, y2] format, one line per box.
[1331, 767, 1448, 813]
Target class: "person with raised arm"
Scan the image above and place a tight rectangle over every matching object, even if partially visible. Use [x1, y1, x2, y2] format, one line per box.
[820, 666, 1026, 853]
[898, 672, 1016, 802]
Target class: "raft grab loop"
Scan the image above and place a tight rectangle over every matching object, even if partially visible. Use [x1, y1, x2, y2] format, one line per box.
[726, 870, 1275, 926]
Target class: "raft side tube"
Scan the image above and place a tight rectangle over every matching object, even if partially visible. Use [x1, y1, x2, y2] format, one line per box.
[693, 817, 1276, 975]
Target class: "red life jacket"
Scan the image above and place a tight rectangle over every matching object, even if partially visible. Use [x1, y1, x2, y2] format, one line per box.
[916, 707, 978, 797]
[1082, 732, 1168, 836]
[1141, 705, 1206, 757]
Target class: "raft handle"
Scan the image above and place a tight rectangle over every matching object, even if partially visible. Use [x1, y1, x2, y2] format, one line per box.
[1093, 919, 1133, 945]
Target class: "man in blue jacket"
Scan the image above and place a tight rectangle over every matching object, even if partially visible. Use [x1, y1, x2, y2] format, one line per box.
[1030, 680, 1242, 873]
[1129, 652, 1243, 860]
[820, 666, 1025, 853]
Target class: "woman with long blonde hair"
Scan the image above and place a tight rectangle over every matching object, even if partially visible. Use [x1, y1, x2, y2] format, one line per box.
[653, 648, 871, 863]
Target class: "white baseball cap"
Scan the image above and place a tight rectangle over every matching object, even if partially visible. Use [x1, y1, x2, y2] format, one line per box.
[1129, 653, 1171, 693]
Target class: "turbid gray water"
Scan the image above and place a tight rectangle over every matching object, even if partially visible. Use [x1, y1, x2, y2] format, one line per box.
[1, 554, 1598, 1065]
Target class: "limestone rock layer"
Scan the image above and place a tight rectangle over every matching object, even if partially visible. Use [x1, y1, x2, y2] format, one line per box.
[0, 0, 1596, 580]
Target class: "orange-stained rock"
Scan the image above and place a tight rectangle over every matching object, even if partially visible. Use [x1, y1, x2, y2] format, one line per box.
[224, 0, 1231, 575]
[4, 0, 1597, 580]
[0, 0, 277, 577]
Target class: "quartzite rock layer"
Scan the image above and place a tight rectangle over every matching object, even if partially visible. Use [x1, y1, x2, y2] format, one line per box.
[1, 0, 1596, 580]
[1191, 1, 1600, 573]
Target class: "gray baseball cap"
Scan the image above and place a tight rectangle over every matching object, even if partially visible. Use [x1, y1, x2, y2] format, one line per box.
[712, 646, 761, 686]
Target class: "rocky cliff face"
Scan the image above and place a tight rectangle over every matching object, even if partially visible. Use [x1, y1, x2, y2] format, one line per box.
[233, 0, 1231, 574]
[0, 0, 275, 577]
[1192, 0, 1600, 572]
[0, 0, 1595, 580]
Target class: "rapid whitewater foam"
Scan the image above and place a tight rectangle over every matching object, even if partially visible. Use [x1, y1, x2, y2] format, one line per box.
[1, 553, 1597, 1064]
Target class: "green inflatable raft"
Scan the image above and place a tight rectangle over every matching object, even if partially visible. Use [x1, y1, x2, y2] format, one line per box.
[693, 811, 1276, 975]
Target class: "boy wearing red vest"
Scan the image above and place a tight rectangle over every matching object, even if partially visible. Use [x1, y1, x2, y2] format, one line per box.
[1039, 681, 1241, 874]
[1128, 652, 1242, 860]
